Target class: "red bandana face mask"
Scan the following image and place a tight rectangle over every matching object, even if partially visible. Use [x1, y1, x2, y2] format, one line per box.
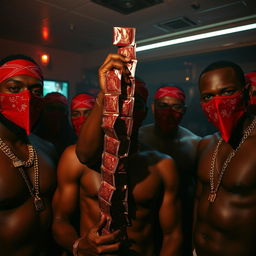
[70, 94, 95, 136]
[0, 90, 43, 135]
[155, 107, 183, 133]
[249, 97, 256, 106]
[71, 116, 87, 136]
[201, 92, 246, 142]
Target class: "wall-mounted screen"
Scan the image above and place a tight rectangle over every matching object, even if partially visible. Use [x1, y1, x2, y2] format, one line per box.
[43, 80, 69, 98]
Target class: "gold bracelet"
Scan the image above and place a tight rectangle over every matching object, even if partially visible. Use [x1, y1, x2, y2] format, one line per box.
[73, 237, 83, 256]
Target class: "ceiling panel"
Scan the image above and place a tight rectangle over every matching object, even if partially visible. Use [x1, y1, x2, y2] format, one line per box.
[36, 0, 91, 10]
[0, 0, 255, 55]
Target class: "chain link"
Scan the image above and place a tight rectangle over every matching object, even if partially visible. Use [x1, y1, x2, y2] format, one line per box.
[0, 138, 42, 210]
[0, 138, 35, 167]
[209, 118, 256, 202]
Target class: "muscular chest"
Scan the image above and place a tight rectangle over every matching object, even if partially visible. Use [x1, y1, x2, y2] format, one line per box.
[79, 159, 162, 209]
[198, 138, 256, 196]
[196, 139, 256, 236]
[0, 153, 56, 209]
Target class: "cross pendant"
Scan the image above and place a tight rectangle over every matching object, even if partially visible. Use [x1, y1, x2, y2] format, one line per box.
[208, 192, 216, 203]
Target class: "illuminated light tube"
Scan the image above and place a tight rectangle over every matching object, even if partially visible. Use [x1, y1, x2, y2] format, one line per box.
[136, 23, 256, 52]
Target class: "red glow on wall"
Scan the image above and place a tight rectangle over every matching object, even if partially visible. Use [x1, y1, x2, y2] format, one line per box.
[41, 54, 50, 65]
[42, 26, 49, 40]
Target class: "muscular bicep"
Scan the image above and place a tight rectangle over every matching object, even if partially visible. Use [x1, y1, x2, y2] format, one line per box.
[52, 146, 82, 221]
[158, 158, 182, 255]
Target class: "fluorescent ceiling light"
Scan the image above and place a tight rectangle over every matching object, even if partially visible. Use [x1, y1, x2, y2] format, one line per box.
[136, 23, 256, 52]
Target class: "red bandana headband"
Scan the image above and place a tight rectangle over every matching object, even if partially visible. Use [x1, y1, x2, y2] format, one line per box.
[245, 72, 256, 87]
[0, 59, 43, 83]
[71, 94, 95, 110]
[154, 86, 185, 101]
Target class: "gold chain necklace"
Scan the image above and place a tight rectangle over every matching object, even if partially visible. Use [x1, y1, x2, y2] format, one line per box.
[0, 138, 45, 211]
[208, 117, 256, 203]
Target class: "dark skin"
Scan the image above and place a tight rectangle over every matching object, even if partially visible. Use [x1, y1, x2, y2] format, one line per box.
[71, 107, 92, 119]
[194, 67, 256, 256]
[139, 96, 201, 255]
[139, 96, 200, 165]
[0, 74, 57, 256]
[73, 53, 182, 255]
[53, 146, 182, 256]
[52, 106, 104, 254]
[139, 96, 201, 183]
[52, 144, 103, 254]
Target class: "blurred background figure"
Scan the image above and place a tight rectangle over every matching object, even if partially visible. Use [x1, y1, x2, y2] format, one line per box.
[70, 93, 95, 137]
[34, 92, 76, 157]
[52, 93, 95, 256]
[245, 71, 256, 114]
[139, 85, 201, 255]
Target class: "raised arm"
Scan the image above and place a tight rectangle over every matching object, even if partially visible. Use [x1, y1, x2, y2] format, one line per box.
[76, 53, 131, 166]
[158, 157, 183, 256]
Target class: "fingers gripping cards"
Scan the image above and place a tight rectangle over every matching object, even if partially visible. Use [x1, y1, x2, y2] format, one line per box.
[99, 27, 136, 236]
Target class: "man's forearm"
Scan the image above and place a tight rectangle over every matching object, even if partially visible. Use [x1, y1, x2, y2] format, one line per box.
[160, 231, 182, 256]
[53, 220, 80, 253]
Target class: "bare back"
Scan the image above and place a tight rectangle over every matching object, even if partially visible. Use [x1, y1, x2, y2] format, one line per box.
[194, 132, 256, 256]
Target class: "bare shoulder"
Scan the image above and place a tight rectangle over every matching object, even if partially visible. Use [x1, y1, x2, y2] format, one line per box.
[29, 133, 58, 166]
[29, 133, 55, 151]
[178, 126, 202, 141]
[197, 133, 217, 156]
[138, 123, 154, 137]
[58, 144, 89, 179]
[139, 123, 154, 132]
[135, 150, 172, 164]
[59, 144, 77, 161]
[134, 150, 177, 179]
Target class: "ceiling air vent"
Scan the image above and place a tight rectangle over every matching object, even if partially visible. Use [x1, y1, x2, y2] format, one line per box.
[156, 17, 197, 32]
[91, 0, 163, 14]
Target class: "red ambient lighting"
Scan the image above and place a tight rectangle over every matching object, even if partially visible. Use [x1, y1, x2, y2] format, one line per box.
[42, 26, 49, 40]
[41, 54, 50, 65]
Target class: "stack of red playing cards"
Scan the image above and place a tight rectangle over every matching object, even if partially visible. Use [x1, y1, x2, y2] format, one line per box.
[99, 27, 137, 238]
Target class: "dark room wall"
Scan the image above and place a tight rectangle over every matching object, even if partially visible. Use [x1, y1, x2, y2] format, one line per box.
[135, 45, 256, 137]
[78, 45, 256, 137]
[0, 38, 83, 100]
